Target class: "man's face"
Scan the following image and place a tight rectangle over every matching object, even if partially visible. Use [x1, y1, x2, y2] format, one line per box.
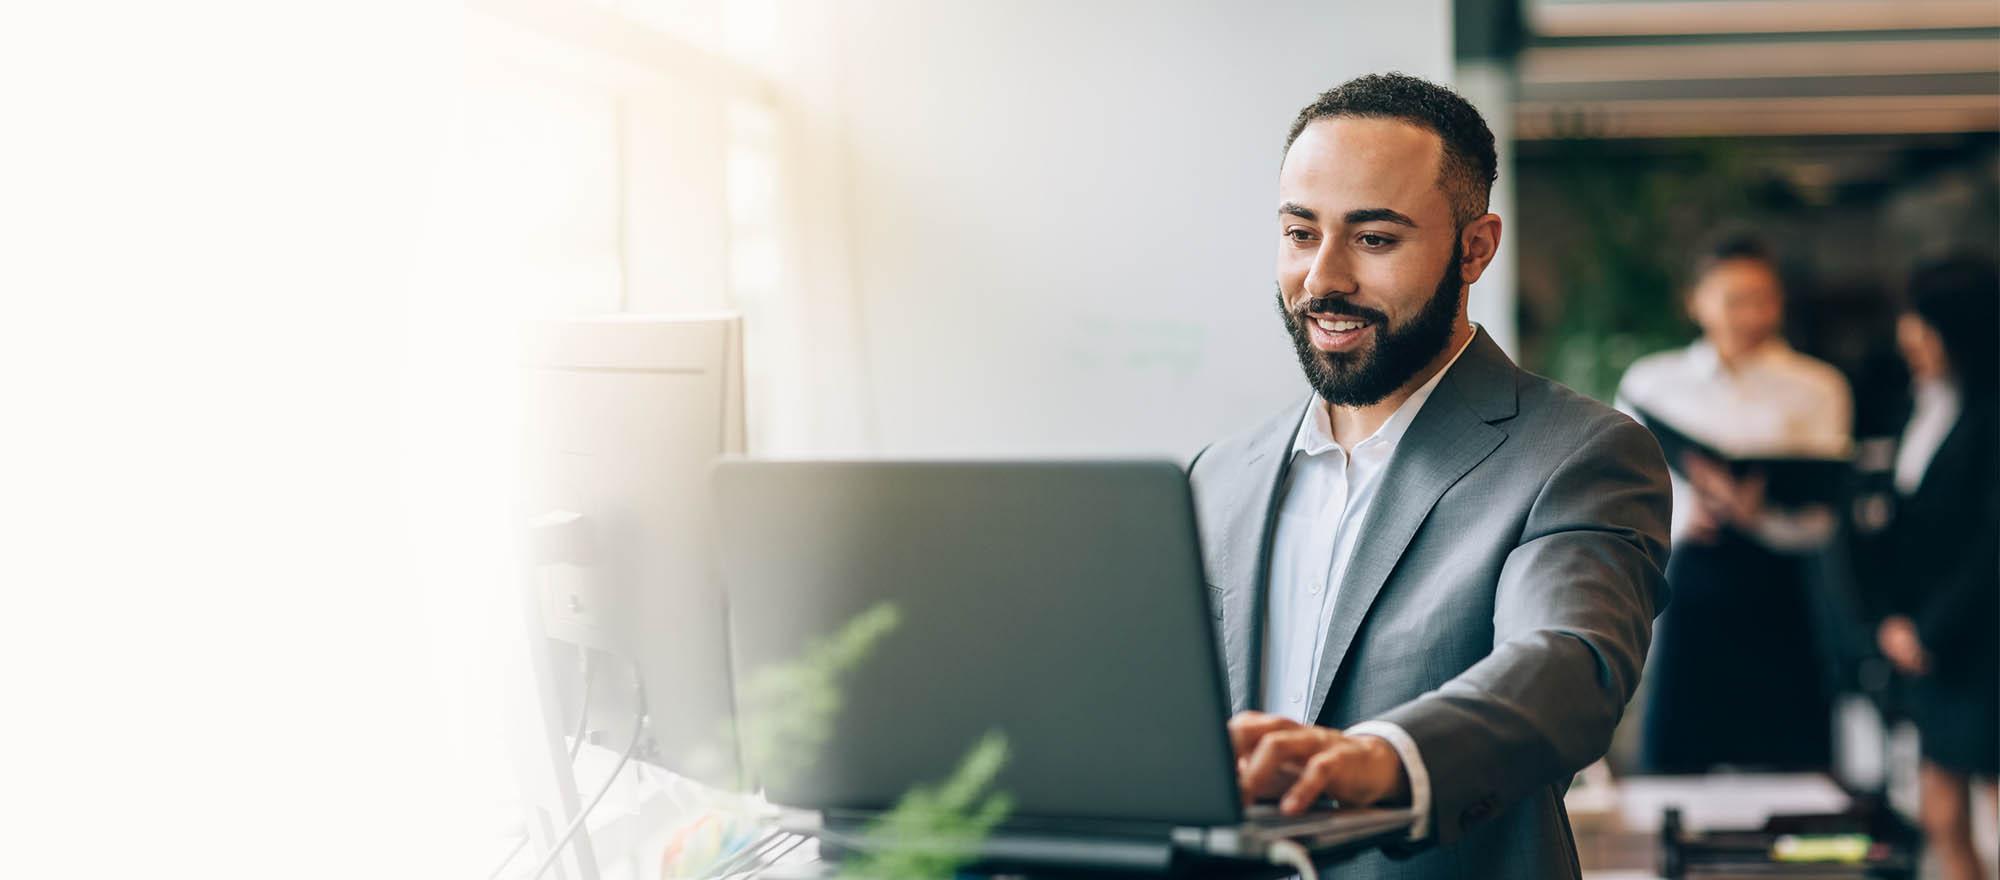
[1275, 118, 1467, 407]
[1687, 258, 1783, 358]
[1896, 311, 1946, 381]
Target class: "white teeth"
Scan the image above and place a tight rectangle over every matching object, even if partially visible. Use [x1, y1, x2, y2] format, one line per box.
[1314, 317, 1367, 332]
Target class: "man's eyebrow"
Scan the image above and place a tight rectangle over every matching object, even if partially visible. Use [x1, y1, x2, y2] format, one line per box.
[1278, 202, 1317, 222]
[1343, 207, 1418, 227]
[1276, 203, 1419, 228]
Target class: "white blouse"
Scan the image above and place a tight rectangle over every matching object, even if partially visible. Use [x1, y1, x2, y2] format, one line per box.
[1893, 378, 1961, 497]
[1616, 338, 1853, 551]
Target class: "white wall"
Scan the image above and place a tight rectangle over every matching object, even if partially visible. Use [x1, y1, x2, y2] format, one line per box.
[820, 1, 1455, 459]
[1456, 59, 1519, 356]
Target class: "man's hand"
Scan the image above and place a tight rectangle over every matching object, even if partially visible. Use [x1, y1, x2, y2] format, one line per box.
[1227, 711, 1410, 815]
[1877, 614, 1930, 676]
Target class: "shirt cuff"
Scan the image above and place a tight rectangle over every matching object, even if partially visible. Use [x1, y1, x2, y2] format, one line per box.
[1344, 720, 1431, 841]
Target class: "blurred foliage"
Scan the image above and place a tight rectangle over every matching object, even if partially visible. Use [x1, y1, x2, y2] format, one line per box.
[732, 602, 904, 786]
[837, 732, 1014, 880]
[1531, 137, 1771, 401]
[679, 602, 1013, 879]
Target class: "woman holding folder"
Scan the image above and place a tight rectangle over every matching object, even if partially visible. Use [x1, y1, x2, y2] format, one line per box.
[1616, 233, 1852, 773]
[1872, 255, 1997, 880]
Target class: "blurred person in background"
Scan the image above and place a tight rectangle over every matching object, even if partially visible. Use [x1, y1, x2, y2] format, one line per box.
[1617, 233, 1853, 773]
[1874, 255, 1998, 880]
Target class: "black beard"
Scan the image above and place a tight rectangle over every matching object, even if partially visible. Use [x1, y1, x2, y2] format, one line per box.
[1277, 244, 1463, 407]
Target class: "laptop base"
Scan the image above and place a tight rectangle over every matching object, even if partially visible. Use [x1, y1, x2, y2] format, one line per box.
[785, 807, 1414, 877]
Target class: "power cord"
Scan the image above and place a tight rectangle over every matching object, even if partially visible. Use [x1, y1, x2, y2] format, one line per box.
[568, 650, 594, 760]
[487, 650, 598, 880]
[524, 656, 648, 880]
[701, 829, 785, 879]
[1266, 839, 1321, 880]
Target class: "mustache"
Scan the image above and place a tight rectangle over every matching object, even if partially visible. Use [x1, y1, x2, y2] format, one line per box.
[1289, 294, 1388, 326]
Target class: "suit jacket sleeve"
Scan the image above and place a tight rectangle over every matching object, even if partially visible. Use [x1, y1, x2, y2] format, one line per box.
[1913, 476, 1999, 665]
[1372, 414, 1671, 844]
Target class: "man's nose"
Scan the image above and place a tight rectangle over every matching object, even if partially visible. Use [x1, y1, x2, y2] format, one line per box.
[1302, 241, 1356, 300]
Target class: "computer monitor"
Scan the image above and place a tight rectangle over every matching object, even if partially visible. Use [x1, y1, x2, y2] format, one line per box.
[520, 313, 746, 789]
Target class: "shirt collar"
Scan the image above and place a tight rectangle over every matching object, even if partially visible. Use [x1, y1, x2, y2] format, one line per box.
[1293, 325, 1482, 457]
[1913, 376, 1961, 407]
[1687, 336, 1789, 378]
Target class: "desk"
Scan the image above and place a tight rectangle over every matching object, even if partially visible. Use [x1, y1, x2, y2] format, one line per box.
[1570, 773, 1890, 878]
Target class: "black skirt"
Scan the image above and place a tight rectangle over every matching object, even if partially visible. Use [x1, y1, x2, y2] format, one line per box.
[1641, 531, 1833, 773]
[1907, 667, 2000, 776]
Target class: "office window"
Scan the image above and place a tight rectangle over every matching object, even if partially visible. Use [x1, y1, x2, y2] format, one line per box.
[463, 0, 771, 314]
[462, 62, 625, 315]
[462, 0, 798, 448]
[452, 4, 798, 871]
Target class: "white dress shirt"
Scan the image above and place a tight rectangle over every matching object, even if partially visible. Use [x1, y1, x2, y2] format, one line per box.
[1615, 338, 1852, 551]
[1260, 327, 1479, 840]
[1894, 378, 1960, 497]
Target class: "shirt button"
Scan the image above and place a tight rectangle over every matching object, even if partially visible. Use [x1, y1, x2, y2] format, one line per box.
[1309, 584, 1321, 594]
[1290, 692, 1303, 704]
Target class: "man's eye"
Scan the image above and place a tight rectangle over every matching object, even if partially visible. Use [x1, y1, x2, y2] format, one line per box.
[1357, 233, 1396, 248]
[1285, 228, 1315, 243]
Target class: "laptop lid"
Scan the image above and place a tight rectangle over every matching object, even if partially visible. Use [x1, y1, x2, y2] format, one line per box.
[713, 460, 1241, 828]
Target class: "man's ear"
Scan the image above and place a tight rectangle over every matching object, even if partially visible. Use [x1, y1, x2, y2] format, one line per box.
[1458, 213, 1502, 287]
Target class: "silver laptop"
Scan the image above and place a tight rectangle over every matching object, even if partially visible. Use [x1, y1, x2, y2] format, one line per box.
[713, 460, 1415, 873]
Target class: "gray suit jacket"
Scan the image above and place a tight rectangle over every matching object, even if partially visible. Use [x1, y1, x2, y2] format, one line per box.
[1189, 333, 1671, 879]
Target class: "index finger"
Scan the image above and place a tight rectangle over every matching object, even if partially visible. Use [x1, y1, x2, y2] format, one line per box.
[1739, 470, 1766, 497]
[1227, 711, 1301, 758]
[1679, 451, 1710, 474]
[1238, 728, 1327, 802]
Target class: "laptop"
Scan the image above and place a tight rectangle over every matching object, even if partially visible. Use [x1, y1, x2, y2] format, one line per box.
[713, 460, 1415, 873]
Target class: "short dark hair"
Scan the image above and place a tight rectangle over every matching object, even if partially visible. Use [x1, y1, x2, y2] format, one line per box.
[1906, 254, 1999, 392]
[1691, 229, 1779, 282]
[1284, 72, 1497, 228]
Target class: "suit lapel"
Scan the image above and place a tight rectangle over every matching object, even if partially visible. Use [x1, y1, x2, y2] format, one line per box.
[1218, 396, 1310, 713]
[1303, 333, 1515, 723]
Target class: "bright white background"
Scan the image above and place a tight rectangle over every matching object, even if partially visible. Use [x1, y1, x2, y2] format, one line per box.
[2, 2, 458, 876]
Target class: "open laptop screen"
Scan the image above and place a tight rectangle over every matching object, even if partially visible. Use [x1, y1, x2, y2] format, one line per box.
[714, 460, 1240, 827]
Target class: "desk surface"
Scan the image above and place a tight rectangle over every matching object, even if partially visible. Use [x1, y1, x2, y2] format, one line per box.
[1567, 772, 1855, 877]
[1595, 773, 1850, 833]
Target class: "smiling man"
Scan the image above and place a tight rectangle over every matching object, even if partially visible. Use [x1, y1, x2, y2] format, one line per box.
[1188, 73, 1672, 878]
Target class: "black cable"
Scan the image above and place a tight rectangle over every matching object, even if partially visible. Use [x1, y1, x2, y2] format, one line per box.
[568, 649, 594, 760]
[487, 648, 598, 880]
[701, 829, 784, 879]
[526, 656, 648, 880]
